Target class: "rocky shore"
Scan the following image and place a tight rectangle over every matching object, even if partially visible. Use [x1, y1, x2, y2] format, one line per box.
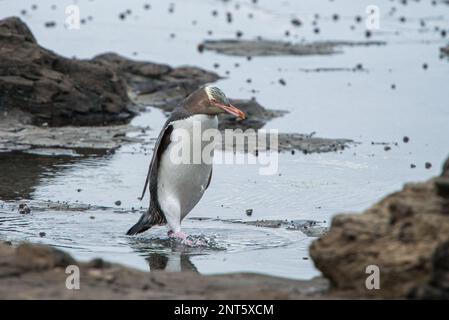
[310, 156, 449, 299]
[0, 241, 328, 299]
[0, 17, 355, 154]
[1, 156, 448, 299]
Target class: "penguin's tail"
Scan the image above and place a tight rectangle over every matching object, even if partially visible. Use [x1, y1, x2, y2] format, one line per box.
[126, 203, 166, 236]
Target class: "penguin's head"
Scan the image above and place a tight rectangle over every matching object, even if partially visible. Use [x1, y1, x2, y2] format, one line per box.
[185, 86, 246, 119]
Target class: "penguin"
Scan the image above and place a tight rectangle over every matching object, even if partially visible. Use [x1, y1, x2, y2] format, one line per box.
[127, 86, 246, 244]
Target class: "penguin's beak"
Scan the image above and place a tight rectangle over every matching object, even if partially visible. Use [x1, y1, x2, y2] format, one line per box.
[215, 102, 246, 120]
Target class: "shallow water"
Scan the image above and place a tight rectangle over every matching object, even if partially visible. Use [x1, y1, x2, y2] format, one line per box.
[0, 0, 448, 280]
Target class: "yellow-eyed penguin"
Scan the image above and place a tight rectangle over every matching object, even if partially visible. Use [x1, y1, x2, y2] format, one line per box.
[127, 86, 245, 245]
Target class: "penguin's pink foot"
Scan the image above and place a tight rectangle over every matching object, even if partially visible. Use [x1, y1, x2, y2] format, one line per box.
[168, 231, 194, 246]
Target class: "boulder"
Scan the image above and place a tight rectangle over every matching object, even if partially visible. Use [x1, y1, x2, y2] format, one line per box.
[0, 242, 329, 299]
[310, 156, 449, 298]
[96, 53, 220, 111]
[0, 17, 133, 126]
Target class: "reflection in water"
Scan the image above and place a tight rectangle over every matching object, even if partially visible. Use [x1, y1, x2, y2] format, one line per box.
[127, 236, 200, 273]
[0, 150, 108, 200]
[147, 252, 198, 272]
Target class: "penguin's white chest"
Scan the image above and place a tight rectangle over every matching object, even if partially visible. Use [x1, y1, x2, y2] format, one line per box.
[157, 115, 218, 229]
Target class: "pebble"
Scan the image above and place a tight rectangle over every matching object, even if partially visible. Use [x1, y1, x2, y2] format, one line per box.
[44, 21, 56, 28]
[246, 209, 253, 216]
[39, 232, 46, 237]
[18, 203, 31, 214]
[403, 136, 410, 143]
[115, 200, 122, 206]
[226, 12, 233, 23]
[425, 162, 432, 169]
[291, 18, 302, 27]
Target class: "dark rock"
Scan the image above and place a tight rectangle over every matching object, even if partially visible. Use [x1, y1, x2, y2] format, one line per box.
[440, 44, 449, 56]
[291, 18, 302, 27]
[100, 52, 220, 111]
[200, 39, 386, 57]
[0, 17, 133, 126]
[15, 243, 76, 270]
[245, 209, 253, 216]
[443, 158, 449, 177]
[18, 203, 31, 214]
[226, 12, 233, 23]
[310, 159, 449, 298]
[44, 21, 56, 28]
[0, 242, 330, 299]
[114, 200, 122, 206]
[409, 240, 449, 299]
